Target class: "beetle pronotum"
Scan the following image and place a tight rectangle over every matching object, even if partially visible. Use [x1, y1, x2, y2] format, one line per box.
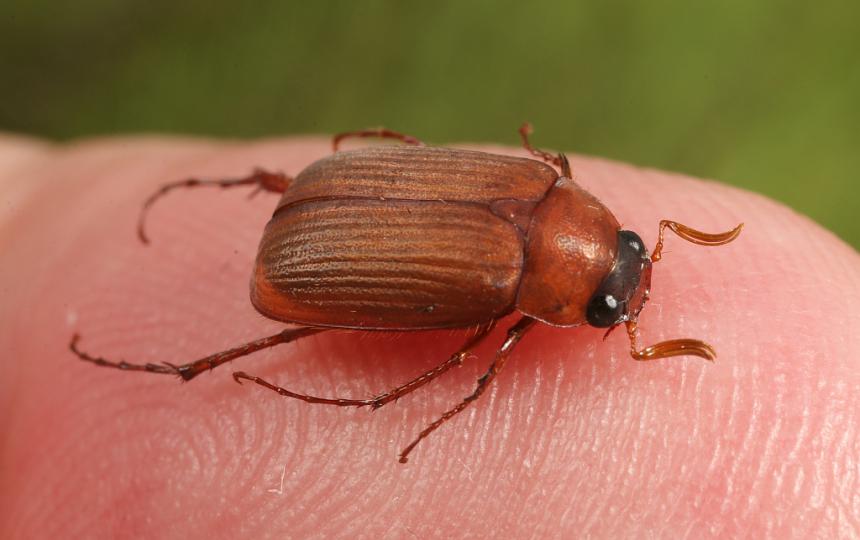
[70, 125, 742, 463]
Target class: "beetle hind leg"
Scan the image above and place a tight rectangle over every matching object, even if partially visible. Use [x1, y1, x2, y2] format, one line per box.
[232, 322, 496, 411]
[69, 327, 324, 382]
[332, 128, 425, 152]
[138, 168, 292, 244]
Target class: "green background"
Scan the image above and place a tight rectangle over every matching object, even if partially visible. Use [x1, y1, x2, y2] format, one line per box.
[2, 1, 857, 247]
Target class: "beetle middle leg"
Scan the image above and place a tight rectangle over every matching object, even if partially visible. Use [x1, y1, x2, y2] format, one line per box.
[232, 321, 497, 411]
[138, 168, 292, 243]
[69, 326, 325, 382]
[332, 128, 425, 152]
[398, 316, 537, 463]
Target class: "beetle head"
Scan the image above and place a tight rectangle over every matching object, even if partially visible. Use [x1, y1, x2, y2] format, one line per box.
[585, 230, 653, 329]
[586, 220, 743, 362]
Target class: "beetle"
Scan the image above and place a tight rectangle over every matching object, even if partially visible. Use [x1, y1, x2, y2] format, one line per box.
[70, 124, 742, 463]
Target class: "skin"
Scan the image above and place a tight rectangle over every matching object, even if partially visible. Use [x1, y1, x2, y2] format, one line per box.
[1, 134, 858, 539]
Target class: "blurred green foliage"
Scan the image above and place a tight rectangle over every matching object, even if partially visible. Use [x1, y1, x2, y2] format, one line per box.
[1, 1, 857, 246]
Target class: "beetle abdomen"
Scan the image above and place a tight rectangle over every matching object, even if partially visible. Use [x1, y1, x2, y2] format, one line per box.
[252, 198, 524, 329]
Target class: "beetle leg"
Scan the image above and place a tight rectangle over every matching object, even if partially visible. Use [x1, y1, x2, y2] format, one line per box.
[332, 128, 425, 152]
[69, 327, 324, 382]
[518, 123, 567, 173]
[231, 321, 497, 410]
[365, 322, 497, 409]
[398, 316, 537, 463]
[138, 168, 292, 244]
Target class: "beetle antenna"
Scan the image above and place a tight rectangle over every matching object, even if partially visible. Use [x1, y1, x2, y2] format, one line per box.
[650, 220, 743, 263]
[624, 220, 743, 362]
[624, 321, 716, 362]
[137, 168, 291, 244]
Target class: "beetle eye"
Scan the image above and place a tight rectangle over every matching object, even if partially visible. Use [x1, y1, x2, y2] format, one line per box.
[619, 230, 648, 259]
[586, 293, 625, 328]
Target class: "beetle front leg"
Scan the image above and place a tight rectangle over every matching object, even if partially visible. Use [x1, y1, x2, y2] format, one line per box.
[332, 128, 425, 152]
[232, 322, 497, 410]
[69, 327, 325, 382]
[517, 123, 571, 176]
[398, 316, 537, 463]
[138, 168, 292, 244]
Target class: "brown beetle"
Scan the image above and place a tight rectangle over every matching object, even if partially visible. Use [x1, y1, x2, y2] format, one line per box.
[70, 124, 742, 463]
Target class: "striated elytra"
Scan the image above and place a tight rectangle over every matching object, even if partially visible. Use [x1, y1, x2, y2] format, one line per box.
[70, 125, 743, 463]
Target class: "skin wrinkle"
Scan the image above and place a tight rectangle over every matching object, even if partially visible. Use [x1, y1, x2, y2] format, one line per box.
[237, 395, 290, 530]
[1, 137, 859, 538]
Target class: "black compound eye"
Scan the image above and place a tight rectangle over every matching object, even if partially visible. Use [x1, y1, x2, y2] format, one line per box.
[586, 293, 625, 328]
[586, 230, 648, 328]
[619, 230, 647, 259]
